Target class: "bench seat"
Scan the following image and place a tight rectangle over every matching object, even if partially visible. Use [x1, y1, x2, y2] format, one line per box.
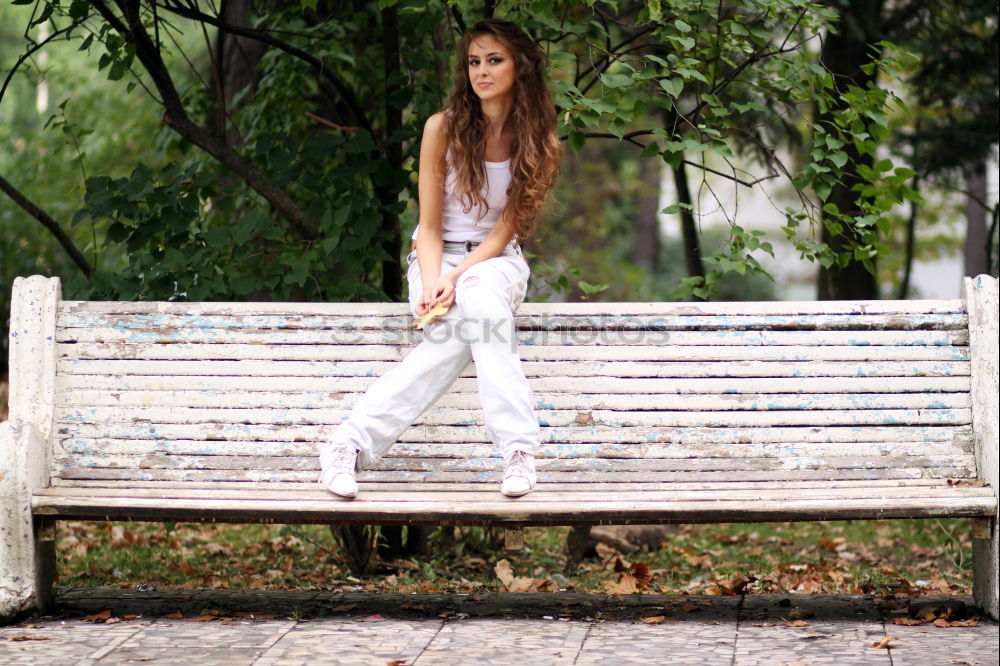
[2, 274, 997, 622]
[33, 479, 996, 525]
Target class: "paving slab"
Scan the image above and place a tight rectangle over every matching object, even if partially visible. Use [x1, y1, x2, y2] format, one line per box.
[0, 588, 996, 665]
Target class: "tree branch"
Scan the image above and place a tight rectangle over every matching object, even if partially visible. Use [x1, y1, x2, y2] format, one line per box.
[0, 174, 93, 277]
[158, 0, 375, 140]
[92, 0, 315, 239]
[0, 22, 75, 106]
[566, 131, 779, 188]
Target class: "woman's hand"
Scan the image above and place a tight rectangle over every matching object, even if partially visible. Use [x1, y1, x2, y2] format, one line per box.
[415, 271, 458, 316]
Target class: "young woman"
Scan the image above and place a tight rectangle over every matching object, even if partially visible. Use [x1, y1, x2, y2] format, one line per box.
[319, 19, 562, 499]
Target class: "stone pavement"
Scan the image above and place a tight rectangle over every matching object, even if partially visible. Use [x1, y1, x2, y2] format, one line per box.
[1, 588, 996, 665]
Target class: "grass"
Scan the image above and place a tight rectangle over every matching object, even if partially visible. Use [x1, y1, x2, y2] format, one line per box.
[56, 518, 974, 597]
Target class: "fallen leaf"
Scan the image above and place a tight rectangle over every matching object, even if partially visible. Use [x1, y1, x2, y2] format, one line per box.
[122, 615, 141, 621]
[788, 609, 815, 620]
[81, 610, 112, 623]
[719, 575, 757, 596]
[681, 604, 699, 613]
[2, 635, 51, 641]
[601, 574, 639, 594]
[781, 617, 809, 627]
[189, 615, 219, 622]
[628, 562, 652, 591]
[164, 612, 184, 619]
[893, 617, 926, 626]
[594, 542, 617, 560]
[751, 623, 775, 627]
[105, 617, 122, 624]
[387, 660, 408, 666]
[415, 304, 449, 329]
[641, 615, 665, 625]
[934, 618, 979, 628]
[329, 604, 357, 613]
[947, 659, 979, 665]
[871, 635, 897, 649]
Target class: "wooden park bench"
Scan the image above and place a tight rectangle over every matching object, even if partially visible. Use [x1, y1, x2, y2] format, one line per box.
[2, 273, 997, 622]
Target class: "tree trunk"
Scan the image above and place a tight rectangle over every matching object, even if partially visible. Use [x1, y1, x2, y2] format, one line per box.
[898, 175, 919, 299]
[211, 0, 266, 147]
[378, 6, 403, 302]
[632, 157, 661, 273]
[672, 161, 705, 299]
[816, 0, 884, 300]
[964, 159, 990, 277]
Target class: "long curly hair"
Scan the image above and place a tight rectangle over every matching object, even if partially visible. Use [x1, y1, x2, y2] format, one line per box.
[444, 19, 562, 240]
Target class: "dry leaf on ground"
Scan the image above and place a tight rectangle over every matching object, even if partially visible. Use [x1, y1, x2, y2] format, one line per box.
[947, 659, 979, 665]
[870, 635, 898, 649]
[81, 610, 111, 623]
[641, 615, 666, 625]
[494, 558, 554, 592]
[330, 604, 357, 613]
[2, 635, 51, 641]
[601, 573, 639, 594]
[893, 617, 927, 626]
[934, 618, 979, 628]
[787, 609, 815, 620]
[781, 617, 809, 627]
[164, 612, 184, 619]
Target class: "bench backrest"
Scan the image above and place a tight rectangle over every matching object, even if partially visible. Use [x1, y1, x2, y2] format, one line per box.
[44, 292, 986, 488]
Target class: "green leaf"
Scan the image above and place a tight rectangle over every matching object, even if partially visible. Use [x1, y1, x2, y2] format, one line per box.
[69, 0, 90, 19]
[828, 151, 848, 169]
[815, 181, 832, 202]
[600, 73, 633, 88]
[659, 78, 683, 98]
[674, 19, 691, 33]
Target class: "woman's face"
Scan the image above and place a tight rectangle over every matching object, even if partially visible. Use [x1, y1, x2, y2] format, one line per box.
[467, 34, 516, 103]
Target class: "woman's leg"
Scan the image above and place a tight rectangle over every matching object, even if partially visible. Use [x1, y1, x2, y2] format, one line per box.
[452, 254, 540, 463]
[320, 255, 471, 495]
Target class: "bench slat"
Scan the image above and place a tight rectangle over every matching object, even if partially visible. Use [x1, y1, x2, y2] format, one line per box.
[56, 407, 973, 429]
[52, 466, 978, 483]
[53, 452, 977, 475]
[57, 312, 969, 331]
[60, 343, 970, 362]
[31, 493, 996, 524]
[33, 484, 996, 503]
[55, 327, 970, 347]
[49, 477, 972, 491]
[59, 299, 966, 316]
[54, 393, 974, 423]
[54, 391, 973, 412]
[58, 359, 971, 379]
[56, 424, 973, 444]
[55, 374, 972, 394]
[57, 438, 973, 460]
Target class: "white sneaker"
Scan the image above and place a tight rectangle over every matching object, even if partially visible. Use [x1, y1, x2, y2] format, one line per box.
[319, 441, 359, 498]
[501, 451, 536, 497]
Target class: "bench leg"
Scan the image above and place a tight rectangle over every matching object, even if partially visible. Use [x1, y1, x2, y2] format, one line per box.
[564, 525, 591, 576]
[330, 525, 376, 577]
[973, 517, 998, 620]
[34, 518, 56, 614]
[1, 423, 52, 622]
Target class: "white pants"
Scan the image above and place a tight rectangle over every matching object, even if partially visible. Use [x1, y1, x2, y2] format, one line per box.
[331, 245, 540, 468]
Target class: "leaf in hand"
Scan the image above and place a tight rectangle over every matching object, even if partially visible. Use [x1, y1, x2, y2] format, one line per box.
[415, 304, 449, 329]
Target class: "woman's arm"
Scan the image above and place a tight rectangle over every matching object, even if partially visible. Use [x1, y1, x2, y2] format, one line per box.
[414, 113, 448, 317]
[424, 208, 518, 310]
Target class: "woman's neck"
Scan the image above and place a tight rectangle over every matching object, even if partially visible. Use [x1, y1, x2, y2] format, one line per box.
[480, 96, 513, 141]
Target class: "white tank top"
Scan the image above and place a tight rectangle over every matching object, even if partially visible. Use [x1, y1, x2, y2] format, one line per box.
[411, 158, 512, 243]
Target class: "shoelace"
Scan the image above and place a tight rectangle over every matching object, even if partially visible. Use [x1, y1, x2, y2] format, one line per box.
[324, 443, 356, 474]
[505, 451, 532, 478]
